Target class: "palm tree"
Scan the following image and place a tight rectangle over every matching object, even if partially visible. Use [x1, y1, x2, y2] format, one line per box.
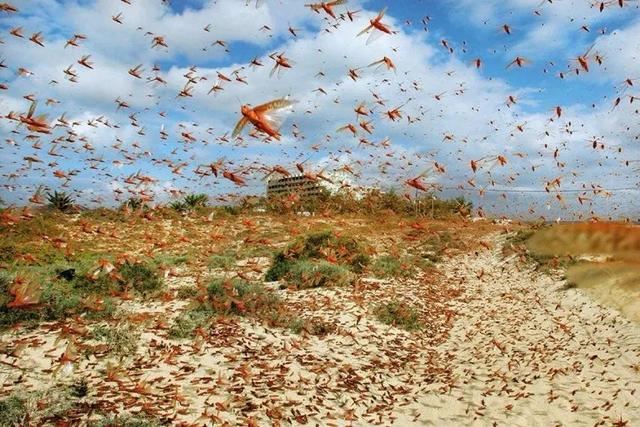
[46, 191, 75, 213]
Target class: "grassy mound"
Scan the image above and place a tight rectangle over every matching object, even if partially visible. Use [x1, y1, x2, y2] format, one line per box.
[374, 300, 422, 331]
[265, 230, 369, 288]
[169, 278, 287, 338]
[0, 259, 164, 330]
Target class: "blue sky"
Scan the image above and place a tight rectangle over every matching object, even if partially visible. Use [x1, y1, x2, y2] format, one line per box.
[1, 0, 639, 220]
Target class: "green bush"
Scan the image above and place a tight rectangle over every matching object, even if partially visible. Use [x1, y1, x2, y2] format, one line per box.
[0, 261, 163, 329]
[0, 387, 77, 426]
[207, 278, 278, 315]
[169, 200, 187, 212]
[72, 261, 164, 297]
[169, 194, 208, 213]
[88, 413, 163, 427]
[265, 252, 290, 282]
[91, 321, 141, 358]
[119, 262, 164, 296]
[372, 255, 402, 278]
[183, 193, 208, 209]
[0, 392, 29, 426]
[176, 286, 199, 299]
[120, 197, 147, 211]
[285, 260, 355, 289]
[208, 254, 235, 269]
[265, 230, 370, 282]
[168, 307, 212, 339]
[1, 277, 116, 329]
[374, 300, 422, 331]
[46, 191, 75, 213]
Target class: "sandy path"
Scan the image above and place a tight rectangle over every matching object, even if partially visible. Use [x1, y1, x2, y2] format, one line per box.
[413, 233, 640, 426]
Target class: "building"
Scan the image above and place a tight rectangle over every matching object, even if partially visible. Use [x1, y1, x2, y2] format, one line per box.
[266, 175, 327, 198]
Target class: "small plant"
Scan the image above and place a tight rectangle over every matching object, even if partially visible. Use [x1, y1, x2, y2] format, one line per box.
[288, 317, 305, 334]
[285, 260, 355, 289]
[119, 262, 164, 297]
[169, 200, 187, 212]
[168, 307, 212, 339]
[121, 197, 146, 211]
[176, 285, 199, 299]
[0, 392, 28, 426]
[169, 194, 208, 213]
[208, 254, 236, 270]
[46, 191, 75, 213]
[265, 230, 370, 282]
[374, 300, 422, 331]
[183, 193, 208, 209]
[207, 278, 279, 315]
[92, 321, 141, 358]
[507, 230, 535, 246]
[371, 255, 402, 278]
[89, 413, 163, 427]
[0, 387, 77, 426]
[307, 318, 336, 336]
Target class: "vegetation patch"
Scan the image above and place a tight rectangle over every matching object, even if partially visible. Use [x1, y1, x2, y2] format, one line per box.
[371, 255, 403, 278]
[47, 191, 76, 213]
[265, 230, 370, 287]
[91, 321, 141, 358]
[207, 278, 279, 315]
[168, 306, 213, 339]
[285, 260, 355, 289]
[0, 258, 162, 330]
[169, 278, 287, 339]
[88, 413, 163, 427]
[0, 386, 78, 426]
[374, 300, 422, 331]
[169, 193, 208, 212]
[208, 254, 236, 270]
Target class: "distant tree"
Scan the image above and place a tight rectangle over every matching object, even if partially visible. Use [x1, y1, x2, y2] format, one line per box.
[46, 191, 75, 213]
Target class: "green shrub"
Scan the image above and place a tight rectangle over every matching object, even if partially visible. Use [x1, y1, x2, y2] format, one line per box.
[71, 261, 164, 297]
[46, 191, 75, 213]
[92, 321, 141, 358]
[169, 200, 187, 212]
[168, 307, 212, 339]
[507, 230, 535, 246]
[0, 387, 77, 426]
[169, 278, 282, 338]
[89, 413, 163, 427]
[372, 255, 402, 278]
[183, 193, 208, 209]
[176, 286, 199, 299]
[288, 317, 305, 334]
[40, 282, 83, 321]
[285, 260, 355, 289]
[119, 262, 164, 296]
[0, 392, 29, 426]
[207, 278, 278, 315]
[374, 300, 422, 331]
[265, 230, 370, 282]
[0, 272, 12, 306]
[208, 255, 235, 269]
[169, 194, 208, 213]
[265, 252, 290, 282]
[120, 197, 147, 211]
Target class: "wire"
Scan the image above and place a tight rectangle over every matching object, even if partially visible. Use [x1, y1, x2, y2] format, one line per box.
[438, 186, 640, 194]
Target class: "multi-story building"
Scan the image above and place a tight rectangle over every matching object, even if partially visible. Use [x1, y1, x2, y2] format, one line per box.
[266, 175, 327, 198]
